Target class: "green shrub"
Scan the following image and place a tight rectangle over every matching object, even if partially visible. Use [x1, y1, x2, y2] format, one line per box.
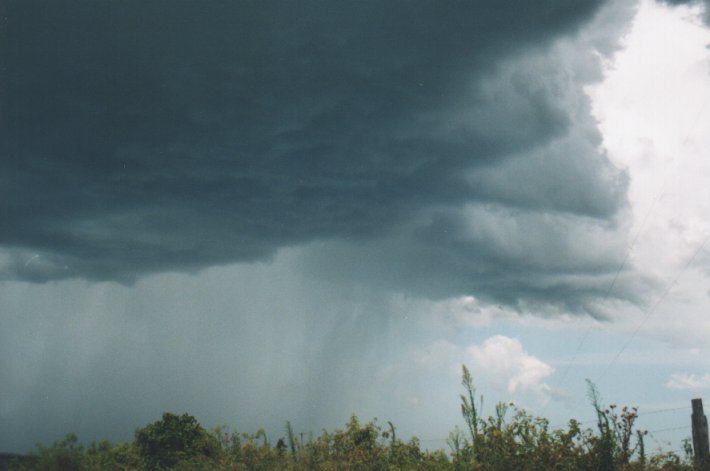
[134, 412, 220, 470]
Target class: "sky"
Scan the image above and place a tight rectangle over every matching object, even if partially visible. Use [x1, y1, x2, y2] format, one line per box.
[1, 0, 710, 455]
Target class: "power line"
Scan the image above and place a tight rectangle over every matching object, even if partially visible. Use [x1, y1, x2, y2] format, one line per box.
[638, 406, 687, 417]
[552, 75, 710, 393]
[548, 405, 689, 430]
[591, 80, 710, 382]
[596, 233, 710, 382]
[546, 191, 661, 408]
[648, 425, 690, 434]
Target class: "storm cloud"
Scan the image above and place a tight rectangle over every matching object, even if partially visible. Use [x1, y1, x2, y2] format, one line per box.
[7, 0, 709, 455]
[2, 0, 638, 311]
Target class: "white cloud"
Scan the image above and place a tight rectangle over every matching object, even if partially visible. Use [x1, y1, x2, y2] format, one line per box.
[666, 373, 710, 390]
[466, 335, 554, 394]
[583, 0, 710, 349]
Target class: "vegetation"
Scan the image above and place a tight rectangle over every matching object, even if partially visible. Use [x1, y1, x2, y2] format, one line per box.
[7, 366, 696, 470]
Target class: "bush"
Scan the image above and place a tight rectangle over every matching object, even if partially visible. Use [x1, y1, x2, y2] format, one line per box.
[134, 412, 220, 470]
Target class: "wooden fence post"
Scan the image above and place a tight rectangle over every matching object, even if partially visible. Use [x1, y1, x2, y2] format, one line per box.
[692, 398, 710, 469]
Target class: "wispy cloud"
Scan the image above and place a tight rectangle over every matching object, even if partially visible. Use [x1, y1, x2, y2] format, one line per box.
[666, 373, 710, 390]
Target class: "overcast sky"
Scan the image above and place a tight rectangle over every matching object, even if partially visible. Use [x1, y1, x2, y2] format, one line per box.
[2, 0, 710, 454]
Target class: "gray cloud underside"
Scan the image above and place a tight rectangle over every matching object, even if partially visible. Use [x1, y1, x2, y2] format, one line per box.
[1, 0, 648, 310]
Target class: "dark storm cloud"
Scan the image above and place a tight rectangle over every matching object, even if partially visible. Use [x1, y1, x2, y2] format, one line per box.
[1, 0, 638, 308]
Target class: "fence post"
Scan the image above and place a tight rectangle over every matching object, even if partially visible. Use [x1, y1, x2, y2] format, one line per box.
[692, 398, 710, 469]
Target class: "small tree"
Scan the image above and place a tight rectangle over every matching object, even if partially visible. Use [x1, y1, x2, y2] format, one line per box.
[460, 364, 483, 463]
[134, 412, 220, 470]
[24, 433, 85, 471]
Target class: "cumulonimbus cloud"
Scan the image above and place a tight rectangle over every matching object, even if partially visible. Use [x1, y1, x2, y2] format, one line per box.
[0, 0, 647, 313]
